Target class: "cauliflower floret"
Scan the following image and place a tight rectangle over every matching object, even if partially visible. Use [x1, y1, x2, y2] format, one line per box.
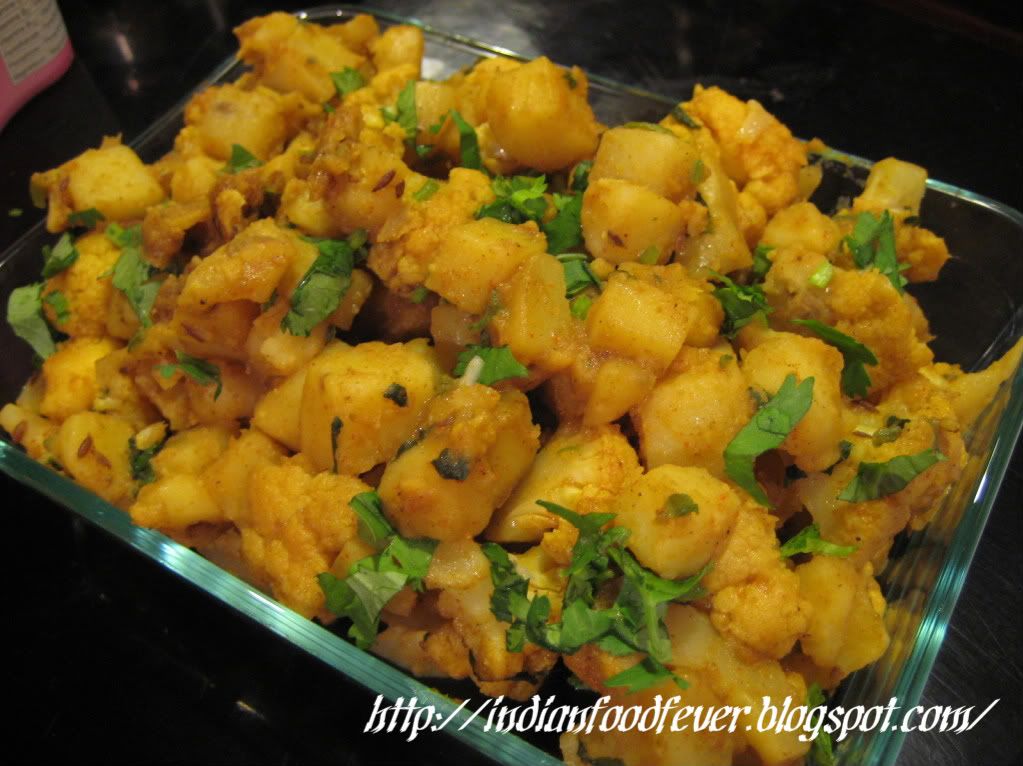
[487, 423, 641, 548]
[42, 231, 121, 337]
[368, 167, 495, 295]
[685, 85, 807, 216]
[924, 336, 1023, 428]
[241, 457, 370, 618]
[796, 555, 889, 683]
[761, 201, 841, 256]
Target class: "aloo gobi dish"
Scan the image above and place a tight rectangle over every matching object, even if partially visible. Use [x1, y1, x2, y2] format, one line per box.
[3, 11, 1020, 766]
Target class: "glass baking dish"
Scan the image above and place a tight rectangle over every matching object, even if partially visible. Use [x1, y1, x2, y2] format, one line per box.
[0, 6, 1020, 765]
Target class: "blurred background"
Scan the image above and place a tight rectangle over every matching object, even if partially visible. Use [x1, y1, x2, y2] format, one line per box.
[1, 2, 1020, 764]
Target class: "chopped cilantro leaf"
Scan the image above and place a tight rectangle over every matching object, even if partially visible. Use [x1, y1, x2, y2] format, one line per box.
[779, 523, 855, 558]
[452, 344, 528, 386]
[448, 109, 483, 171]
[724, 373, 815, 507]
[709, 271, 772, 338]
[41, 232, 79, 278]
[350, 491, 394, 547]
[409, 285, 430, 303]
[282, 234, 360, 336]
[156, 351, 222, 399]
[330, 67, 365, 97]
[223, 144, 263, 174]
[606, 656, 687, 694]
[571, 160, 592, 192]
[43, 290, 70, 324]
[66, 207, 105, 229]
[7, 283, 55, 358]
[106, 223, 159, 328]
[431, 448, 471, 481]
[412, 179, 439, 202]
[570, 294, 592, 320]
[128, 435, 164, 485]
[843, 210, 907, 293]
[476, 175, 548, 225]
[872, 415, 909, 446]
[660, 493, 699, 519]
[807, 683, 837, 766]
[751, 244, 774, 281]
[558, 253, 602, 298]
[838, 448, 946, 502]
[792, 319, 878, 399]
[542, 192, 583, 254]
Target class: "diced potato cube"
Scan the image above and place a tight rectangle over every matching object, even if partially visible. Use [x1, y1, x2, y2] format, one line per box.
[853, 157, 928, 215]
[586, 275, 688, 369]
[581, 178, 684, 264]
[425, 218, 546, 314]
[590, 126, 699, 202]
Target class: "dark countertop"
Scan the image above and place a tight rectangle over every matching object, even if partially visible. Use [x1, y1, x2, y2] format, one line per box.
[1, 2, 1020, 764]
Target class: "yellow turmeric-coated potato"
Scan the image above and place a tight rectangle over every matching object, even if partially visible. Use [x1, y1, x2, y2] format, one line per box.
[611, 465, 741, 579]
[589, 125, 699, 202]
[32, 138, 166, 232]
[760, 200, 841, 255]
[54, 411, 135, 507]
[581, 178, 684, 264]
[632, 344, 754, 477]
[298, 339, 443, 474]
[488, 423, 641, 544]
[378, 385, 539, 540]
[425, 218, 547, 315]
[39, 337, 121, 422]
[485, 56, 600, 172]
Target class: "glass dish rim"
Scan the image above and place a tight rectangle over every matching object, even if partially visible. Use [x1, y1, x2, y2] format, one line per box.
[0, 5, 1020, 765]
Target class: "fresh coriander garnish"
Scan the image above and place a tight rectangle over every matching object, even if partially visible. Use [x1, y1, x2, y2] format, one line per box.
[838, 448, 946, 502]
[638, 245, 660, 265]
[128, 434, 164, 485]
[43, 290, 70, 324]
[319, 491, 437, 649]
[779, 523, 855, 558]
[557, 253, 602, 298]
[330, 67, 365, 98]
[570, 160, 592, 192]
[843, 210, 907, 293]
[383, 383, 408, 407]
[807, 683, 837, 766]
[41, 232, 79, 278]
[659, 492, 699, 520]
[156, 351, 223, 399]
[66, 207, 105, 229]
[709, 270, 772, 338]
[724, 373, 815, 507]
[751, 244, 774, 281]
[412, 179, 439, 202]
[448, 109, 483, 171]
[431, 448, 470, 480]
[6, 283, 55, 358]
[570, 294, 592, 320]
[872, 415, 910, 446]
[452, 344, 528, 386]
[106, 223, 159, 328]
[476, 175, 548, 225]
[792, 319, 878, 399]
[223, 144, 263, 174]
[542, 192, 583, 254]
[282, 232, 363, 336]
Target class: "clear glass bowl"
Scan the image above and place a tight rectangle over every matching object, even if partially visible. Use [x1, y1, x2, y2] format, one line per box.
[0, 6, 1020, 765]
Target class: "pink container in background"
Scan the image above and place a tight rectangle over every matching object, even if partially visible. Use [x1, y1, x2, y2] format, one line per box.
[0, 0, 74, 131]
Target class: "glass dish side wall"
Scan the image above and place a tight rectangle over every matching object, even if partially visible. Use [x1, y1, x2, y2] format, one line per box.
[0, 6, 1020, 765]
